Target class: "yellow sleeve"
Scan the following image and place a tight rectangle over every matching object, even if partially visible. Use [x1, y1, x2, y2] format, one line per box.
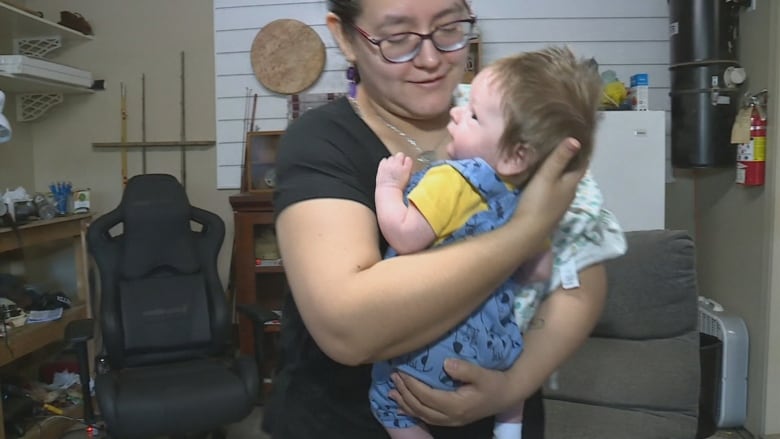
[408, 165, 487, 240]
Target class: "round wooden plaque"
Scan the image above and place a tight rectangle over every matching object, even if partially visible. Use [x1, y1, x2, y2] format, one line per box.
[250, 19, 326, 95]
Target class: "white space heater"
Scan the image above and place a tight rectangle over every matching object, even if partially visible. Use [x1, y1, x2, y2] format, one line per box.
[698, 296, 749, 428]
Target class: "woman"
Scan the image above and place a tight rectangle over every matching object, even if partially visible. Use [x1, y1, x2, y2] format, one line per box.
[264, 0, 607, 437]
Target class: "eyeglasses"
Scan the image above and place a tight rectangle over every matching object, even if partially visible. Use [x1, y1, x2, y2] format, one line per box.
[352, 17, 477, 63]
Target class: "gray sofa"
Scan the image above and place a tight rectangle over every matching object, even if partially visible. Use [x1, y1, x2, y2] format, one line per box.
[544, 229, 701, 439]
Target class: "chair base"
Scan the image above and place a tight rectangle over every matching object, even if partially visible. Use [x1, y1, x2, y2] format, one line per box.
[60, 425, 227, 439]
[170, 428, 227, 439]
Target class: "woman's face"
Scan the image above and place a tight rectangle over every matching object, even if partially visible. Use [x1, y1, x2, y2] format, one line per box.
[351, 0, 471, 120]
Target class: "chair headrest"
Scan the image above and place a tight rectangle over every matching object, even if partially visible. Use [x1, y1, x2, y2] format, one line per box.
[120, 174, 199, 278]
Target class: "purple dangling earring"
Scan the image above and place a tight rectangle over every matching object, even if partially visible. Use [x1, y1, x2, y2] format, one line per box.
[347, 65, 360, 98]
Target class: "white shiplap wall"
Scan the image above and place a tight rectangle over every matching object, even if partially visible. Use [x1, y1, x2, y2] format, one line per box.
[214, 0, 670, 189]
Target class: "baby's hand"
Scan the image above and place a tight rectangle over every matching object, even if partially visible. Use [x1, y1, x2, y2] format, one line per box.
[376, 152, 413, 190]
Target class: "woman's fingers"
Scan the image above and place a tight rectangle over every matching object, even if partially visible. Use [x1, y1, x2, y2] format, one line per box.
[389, 373, 451, 425]
[537, 137, 583, 182]
[514, 138, 585, 239]
[388, 359, 511, 427]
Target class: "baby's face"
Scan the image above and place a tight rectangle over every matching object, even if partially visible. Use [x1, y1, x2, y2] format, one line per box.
[445, 68, 507, 169]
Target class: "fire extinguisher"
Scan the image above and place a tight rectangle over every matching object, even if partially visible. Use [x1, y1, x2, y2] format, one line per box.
[736, 90, 768, 186]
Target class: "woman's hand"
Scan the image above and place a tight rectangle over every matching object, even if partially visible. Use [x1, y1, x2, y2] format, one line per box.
[388, 359, 521, 427]
[387, 264, 607, 427]
[513, 138, 587, 237]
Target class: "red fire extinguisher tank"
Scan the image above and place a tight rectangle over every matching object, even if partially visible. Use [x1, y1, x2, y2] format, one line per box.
[736, 104, 767, 186]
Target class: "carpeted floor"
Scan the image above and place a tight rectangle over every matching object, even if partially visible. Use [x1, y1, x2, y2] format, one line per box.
[226, 407, 755, 439]
[707, 429, 755, 439]
[59, 406, 754, 439]
[226, 407, 269, 439]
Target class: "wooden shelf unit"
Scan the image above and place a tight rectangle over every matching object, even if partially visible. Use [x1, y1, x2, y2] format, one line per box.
[462, 38, 481, 84]
[0, 304, 87, 367]
[0, 213, 92, 439]
[0, 2, 93, 45]
[0, 75, 95, 94]
[0, 2, 95, 120]
[229, 191, 284, 398]
[243, 131, 283, 192]
[0, 213, 91, 253]
[255, 266, 283, 274]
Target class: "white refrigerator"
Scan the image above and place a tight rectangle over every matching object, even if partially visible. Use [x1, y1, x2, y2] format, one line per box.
[589, 111, 666, 232]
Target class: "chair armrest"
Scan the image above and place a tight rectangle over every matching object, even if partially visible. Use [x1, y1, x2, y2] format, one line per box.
[235, 304, 279, 325]
[235, 303, 278, 405]
[65, 318, 95, 343]
[63, 318, 97, 425]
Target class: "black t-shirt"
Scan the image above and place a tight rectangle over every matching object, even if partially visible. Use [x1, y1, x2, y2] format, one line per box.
[265, 98, 493, 438]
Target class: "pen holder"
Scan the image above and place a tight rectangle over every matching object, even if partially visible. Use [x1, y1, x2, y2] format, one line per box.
[50, 182, 73, 216]
[53, 193, 69, 215]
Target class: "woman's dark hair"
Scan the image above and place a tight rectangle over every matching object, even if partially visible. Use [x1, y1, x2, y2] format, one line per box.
[327, 0, 362, 26]
[328, 0, 471, 25]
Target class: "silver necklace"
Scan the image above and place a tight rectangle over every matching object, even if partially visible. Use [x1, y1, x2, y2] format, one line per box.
[349, 97, 439, 164]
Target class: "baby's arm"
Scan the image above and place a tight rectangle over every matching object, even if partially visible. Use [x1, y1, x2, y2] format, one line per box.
[375, 153, 436, 254]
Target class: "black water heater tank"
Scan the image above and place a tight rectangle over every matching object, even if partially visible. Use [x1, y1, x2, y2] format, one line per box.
[668, 0, 747, 168]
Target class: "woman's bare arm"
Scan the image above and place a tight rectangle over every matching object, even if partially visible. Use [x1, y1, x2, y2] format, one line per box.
[504, 263, 607, 399]
[277, 139, 585, 366]
[277, 198, 548, 365]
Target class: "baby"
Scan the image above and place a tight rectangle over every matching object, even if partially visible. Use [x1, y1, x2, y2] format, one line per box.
[370, 46, 622, 439]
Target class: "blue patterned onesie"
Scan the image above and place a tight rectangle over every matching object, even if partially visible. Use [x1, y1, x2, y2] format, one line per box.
[370, 158, 524, 429]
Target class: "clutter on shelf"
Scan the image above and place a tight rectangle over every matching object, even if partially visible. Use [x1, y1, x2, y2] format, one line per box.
[598, 69, 651, 111]
[1, 183, 88, 226]
[600, 70, 630, 110]
[287, 92, 345, 121]
[0, 273, 74, 335]
[1, 370, 88, 438]
[629, 73, 650, 111]
[49, 181, 72, 216]
[57, 10, 93, 36]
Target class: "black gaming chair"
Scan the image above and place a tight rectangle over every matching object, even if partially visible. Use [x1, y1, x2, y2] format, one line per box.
[68, 174, 260, 438]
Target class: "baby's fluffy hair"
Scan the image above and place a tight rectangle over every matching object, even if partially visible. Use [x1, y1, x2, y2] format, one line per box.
[490, 46, 603, 172]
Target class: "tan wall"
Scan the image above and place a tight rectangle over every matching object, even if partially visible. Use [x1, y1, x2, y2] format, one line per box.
[0, 102, 35, 191]
[24, 0, 237, 288]
[11, 0, 780, 435]
[683, 3, 775, 435]
[665, 172, 696, 236]
[763, 2, 780, 435]
[0, 36, 35, 191]
[618, 1, 779, 436]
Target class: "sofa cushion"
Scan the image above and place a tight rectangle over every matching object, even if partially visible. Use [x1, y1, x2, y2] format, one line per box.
[543, 331, 700, 412]
[594, 229, 698, 340]
[545, 399, 698, 439]
[543, 229, 701, 438]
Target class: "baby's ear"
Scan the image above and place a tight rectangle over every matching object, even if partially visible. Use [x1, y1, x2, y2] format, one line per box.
[496, 144, 534, 176]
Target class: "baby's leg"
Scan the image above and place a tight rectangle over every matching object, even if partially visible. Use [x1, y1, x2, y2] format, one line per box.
[387, 425, 434, 439]
[493, 400, 525, 439]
